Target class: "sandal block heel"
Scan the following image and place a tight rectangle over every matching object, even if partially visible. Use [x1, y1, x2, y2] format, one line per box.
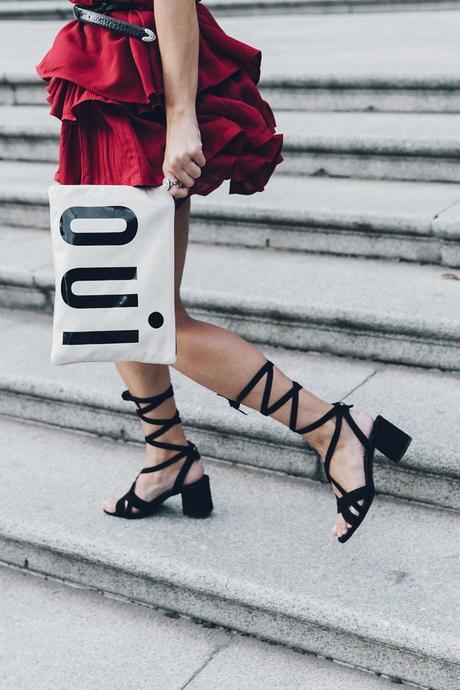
[181, 474, 214, 518]
[372, 415, 412, 463]
[221, 358, 415, 543]
[105, 386, 214, 520]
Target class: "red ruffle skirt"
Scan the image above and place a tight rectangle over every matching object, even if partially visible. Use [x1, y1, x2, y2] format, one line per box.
[35, 0, 284, 197]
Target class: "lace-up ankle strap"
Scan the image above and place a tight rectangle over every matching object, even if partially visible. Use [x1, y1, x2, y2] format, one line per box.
[121, 385, 201, 489]
[221, 359, 313, 433]
[122, 384, 183, 449]
[220, 361, 369, 443]
[122, 384, 175, 420]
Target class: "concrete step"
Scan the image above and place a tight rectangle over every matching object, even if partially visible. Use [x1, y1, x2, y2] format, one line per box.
[277, 110, 460, 182]
[6, 69, 460, 116]
[1, 0, 460, 20]
[1, 225, 459, 370]
[3, 12, 460, 112]
[3, 565, 400, 689]
[2, 160, 460, 267]
[0, 307, 458, 511]
[3, 105, 460, 183]
[216, 6, 460, 117]
[1, 416, 459, 689]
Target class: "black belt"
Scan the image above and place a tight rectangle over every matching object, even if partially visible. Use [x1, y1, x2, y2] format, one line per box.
[73, 1, 156, 42]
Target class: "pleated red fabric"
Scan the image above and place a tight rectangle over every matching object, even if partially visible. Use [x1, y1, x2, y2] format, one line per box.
[35, 0, 284, 196]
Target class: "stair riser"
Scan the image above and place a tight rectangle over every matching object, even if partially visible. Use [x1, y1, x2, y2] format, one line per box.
[2, 1, 460, 17]
[3, 201, 460, 267]
[0, 284, 50, 311]
[0, 137, 56, 164]
[0, 83, 48, 107]
[4, 136, 460, 184]
[191, 219, 460, 268]
[191, 306, 459, 371]
[263, 87, 460, 114]
[282, 151, 460, 184]
[0, 203, 49, 230]
[0, 387, 458, 510]
[0, 279, 457, 371]
[0, 8, 69, 19]
[1, 535, 457, 690]
[5, 81, 460, 114]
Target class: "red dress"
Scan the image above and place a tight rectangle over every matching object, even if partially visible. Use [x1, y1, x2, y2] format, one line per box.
[35, 0, 284, 197]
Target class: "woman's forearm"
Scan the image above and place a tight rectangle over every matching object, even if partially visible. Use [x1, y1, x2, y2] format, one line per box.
[153, 0, 200, 120]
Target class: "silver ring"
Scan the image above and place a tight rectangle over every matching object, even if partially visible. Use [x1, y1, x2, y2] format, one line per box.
[162, 177, 184, 191]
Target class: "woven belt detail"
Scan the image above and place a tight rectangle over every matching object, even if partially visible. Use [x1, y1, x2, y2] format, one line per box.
[73, 4, 156, 42]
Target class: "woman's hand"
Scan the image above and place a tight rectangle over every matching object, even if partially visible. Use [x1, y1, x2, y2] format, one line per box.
[162, 110, 206, 200]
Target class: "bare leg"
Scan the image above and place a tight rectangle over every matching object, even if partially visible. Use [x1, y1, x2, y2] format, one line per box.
[105, 197, 372, 537]
[172, 319, 372, 541]
[102, 198, 204, 515]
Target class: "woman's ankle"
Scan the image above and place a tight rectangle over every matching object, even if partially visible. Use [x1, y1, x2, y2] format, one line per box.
[136, 454, 205, 494]
[301, 417, 336, 458]
[144, 434, 189, 467]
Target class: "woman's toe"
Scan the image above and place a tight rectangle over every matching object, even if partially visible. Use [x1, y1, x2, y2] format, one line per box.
[102, 496, 119, 513]
[103, 495, 140, 515]
[337, 513, 349, 537]
[333, 514, 341, 535]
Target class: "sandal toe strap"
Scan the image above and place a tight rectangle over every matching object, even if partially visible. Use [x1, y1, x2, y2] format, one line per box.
[114, 483, 139, 517]
[114, 481, 159, 518]
[124, 487, 155, 513]
[337, 486, 372, 525]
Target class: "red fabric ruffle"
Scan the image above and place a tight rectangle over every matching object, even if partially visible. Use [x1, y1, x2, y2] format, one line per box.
[35, 0, 284, 195]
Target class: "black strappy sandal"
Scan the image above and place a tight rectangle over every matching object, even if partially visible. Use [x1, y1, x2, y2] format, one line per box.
[220, 359, 412, 543]
[104, 384, 214, 520]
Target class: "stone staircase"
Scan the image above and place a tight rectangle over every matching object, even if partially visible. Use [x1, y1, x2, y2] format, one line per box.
[1, 564, 407, 690]
[5, 106, 460, 184]
[1, 0, 460, 21]
[0, 6, 459, 690]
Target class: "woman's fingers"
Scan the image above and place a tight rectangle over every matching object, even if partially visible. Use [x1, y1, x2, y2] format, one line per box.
[163, 172, 189, 199]
[162, 139, 207, 199]
[184, 158, 203, 180]
[171, 150, 205, 180]
[192, 146, 206, 168]
[171, 167, 196, 188]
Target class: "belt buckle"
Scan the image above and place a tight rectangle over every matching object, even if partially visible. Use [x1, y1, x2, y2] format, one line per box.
[73, 3, 156, 43]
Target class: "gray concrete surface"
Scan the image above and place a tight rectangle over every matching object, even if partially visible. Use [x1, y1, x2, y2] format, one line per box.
[4, 106, 460, 183]
[1, 160, 460, 266]
[3, 11, 460, 83]
[1, 225, 458, 369]
[0, 566, 227, 690]
[4, 11, 460, 114]
[2, 0, 460, 19]
[184, 638, 399, 690]
[0, 307, 458, 508]
[0, 416, 459, 688]
[278, 111, 460, 152]
[8, 103, 460, 149]
[4, 66, 460, 114]
[0, 3, 458, 688]
[0, 565, 400, 690]
[232, 10, 460, 83]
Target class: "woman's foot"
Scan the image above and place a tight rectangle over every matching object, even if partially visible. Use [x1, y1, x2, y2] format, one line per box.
[103, 382, 206, 517]
[103, 446, 205, 515]
[302, 407, 374, 540]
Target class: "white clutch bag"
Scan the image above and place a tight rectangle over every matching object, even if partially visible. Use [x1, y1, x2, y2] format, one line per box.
[48, 184, 176, 365]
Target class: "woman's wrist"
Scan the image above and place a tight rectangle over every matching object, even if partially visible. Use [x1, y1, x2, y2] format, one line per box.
[166, 104, 197, 122]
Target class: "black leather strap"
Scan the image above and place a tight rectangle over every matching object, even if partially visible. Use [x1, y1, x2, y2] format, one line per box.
[122, 385, 201, 478]
[73, 4, 156, 42]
